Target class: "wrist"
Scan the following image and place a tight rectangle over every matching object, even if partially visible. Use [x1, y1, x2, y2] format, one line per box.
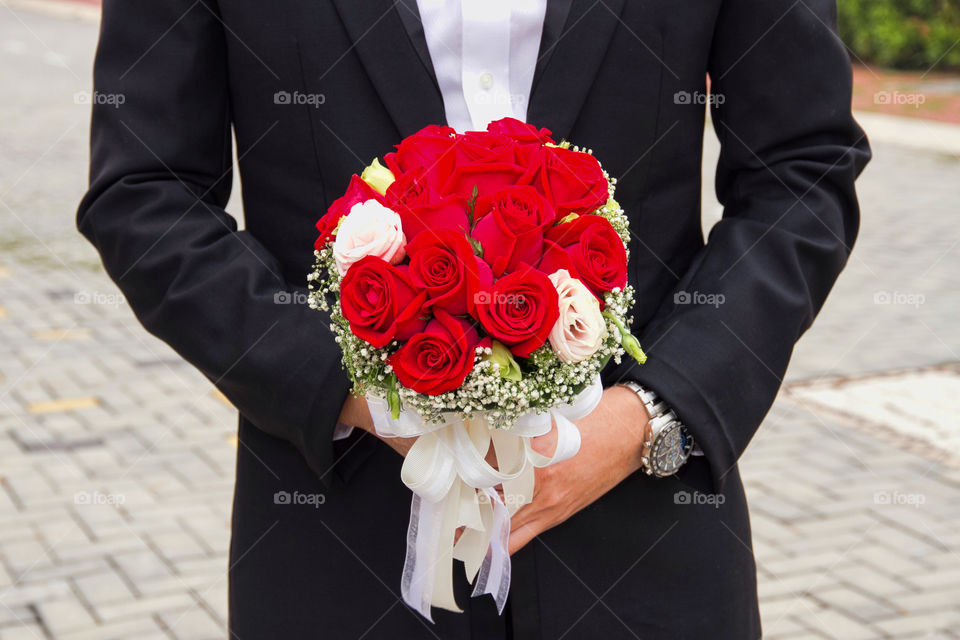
[615, 381, 694, 477]
[606, 384, 650, 473]
[338, 394, 374, 433]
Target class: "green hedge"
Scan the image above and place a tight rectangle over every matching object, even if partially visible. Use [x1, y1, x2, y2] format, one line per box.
[837, 0, 960, 71]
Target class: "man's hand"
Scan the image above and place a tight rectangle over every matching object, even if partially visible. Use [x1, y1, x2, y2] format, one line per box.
[338, 394, 417, 457]
[507, 385, 651, 555]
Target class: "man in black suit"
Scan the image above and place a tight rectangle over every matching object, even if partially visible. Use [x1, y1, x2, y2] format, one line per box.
[78, 0, 869, 637]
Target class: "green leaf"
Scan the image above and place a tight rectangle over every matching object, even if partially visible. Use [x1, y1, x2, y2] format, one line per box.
[386, 374, 402, 419]
[466, 184, 479, 229]
[467, 234, 484, 258]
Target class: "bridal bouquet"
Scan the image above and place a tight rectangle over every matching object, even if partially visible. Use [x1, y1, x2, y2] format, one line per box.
[307, 118, 645, 620]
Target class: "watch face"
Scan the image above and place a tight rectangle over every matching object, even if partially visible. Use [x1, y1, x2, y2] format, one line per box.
[651, 423, 691, 477]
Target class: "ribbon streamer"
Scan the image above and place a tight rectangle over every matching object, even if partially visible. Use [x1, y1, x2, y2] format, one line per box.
[366, 375, 602, 621]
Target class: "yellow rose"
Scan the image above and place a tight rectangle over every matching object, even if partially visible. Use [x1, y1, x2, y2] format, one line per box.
[360, 158, 395, 195]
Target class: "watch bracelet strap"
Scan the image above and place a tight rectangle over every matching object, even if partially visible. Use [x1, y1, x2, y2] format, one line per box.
[617, 381, 699, 468]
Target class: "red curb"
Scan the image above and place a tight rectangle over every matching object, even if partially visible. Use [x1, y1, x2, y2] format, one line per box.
[852, 65, 960, 125]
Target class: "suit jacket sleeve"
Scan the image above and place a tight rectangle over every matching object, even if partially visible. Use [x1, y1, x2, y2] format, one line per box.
[76, 0, 352, 487]
[602, 0, 871, 493]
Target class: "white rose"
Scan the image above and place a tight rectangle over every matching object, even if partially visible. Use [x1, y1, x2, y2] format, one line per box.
[333, 199, 406, 275]
[547, 269, 607, 363]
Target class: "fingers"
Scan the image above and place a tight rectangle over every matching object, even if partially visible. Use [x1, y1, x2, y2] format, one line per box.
[343, 393, 375, 432]
[484, 441, 498, 469]
[508, 498, 539, 536]
[530, 420, 559, 457]
[506, 466, 546, 531]
[508, 522, 538, 555]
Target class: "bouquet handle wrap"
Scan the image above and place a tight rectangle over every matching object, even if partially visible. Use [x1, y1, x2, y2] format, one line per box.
[366, 374, 603, 620]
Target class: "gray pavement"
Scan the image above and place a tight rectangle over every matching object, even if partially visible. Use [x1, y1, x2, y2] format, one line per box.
[1, 5, 958, 639]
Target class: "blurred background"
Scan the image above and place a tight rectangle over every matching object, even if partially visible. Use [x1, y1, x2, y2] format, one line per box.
[0, 0, 957, 638]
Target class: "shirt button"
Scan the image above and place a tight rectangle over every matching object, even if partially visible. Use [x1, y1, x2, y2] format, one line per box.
[479, 72, 494, 90]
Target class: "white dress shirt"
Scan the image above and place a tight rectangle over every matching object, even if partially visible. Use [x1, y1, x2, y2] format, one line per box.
[416, 0, 547, 132]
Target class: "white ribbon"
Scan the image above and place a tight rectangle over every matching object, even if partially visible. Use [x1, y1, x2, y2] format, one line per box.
[366, 374, 602, 621]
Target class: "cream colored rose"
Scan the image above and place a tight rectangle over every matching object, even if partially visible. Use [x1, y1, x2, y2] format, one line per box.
[547, 269, 607, 363]
[333, 199, 406, 275]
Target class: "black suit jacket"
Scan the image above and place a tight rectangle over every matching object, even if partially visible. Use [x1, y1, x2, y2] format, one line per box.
[78, 0, 869, 637]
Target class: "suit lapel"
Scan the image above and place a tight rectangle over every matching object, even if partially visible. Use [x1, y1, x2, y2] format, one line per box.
[532, 0, 574, 91]
[394, 0, 440, 91]
[329, 0, 445, 136]
[528, 0, 627, 140]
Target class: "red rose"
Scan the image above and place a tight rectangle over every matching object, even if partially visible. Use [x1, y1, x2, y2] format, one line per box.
[440, 161, 530, 202]
[486, 117, 554, 145]
[472, 186, 556, 276]
[383, 124, 457, 191]
[454, 131, 518, 164]
[340, 256, 428, 348]
[385, 167, 433, 209]
[543, 215, 627, 300]
[475, 265, 560, 357]
[538, 146, 609, 216]
[437, 130, 542, 202]
[406, 229, 493, 316]
[537, 238, 577, 278]
[315, 175, 384, 249]
[388, 310, 482, 396]
[385, 169, 470, 241]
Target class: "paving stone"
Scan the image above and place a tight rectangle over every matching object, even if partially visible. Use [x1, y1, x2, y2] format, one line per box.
[875, 609, 960, 637]
[57, 617, 165, 640]
[900, 565, 960, 591]
[147, 530, 208, 565]
[12, 559, 105, 588]
[0, 625, 49, 640]
[110, 550, 175, 593]
[892, 584, 960, 616]
[764, 549, 854, 577]
[2, 539, 55, 577]
[811, 585, 899, 621]
[899, 632, 957, 640]
[0, 580, 73, 608]
[848, 543, 932, 576]
[0, 605, 34, 627]
[758, 572, 832, 601]
[761, 615, 810, 639]
[157, 607, 224, 640]
[95, 591, 196, 623]
[800, 607, 883, 640]
[830, 560, 921, 598]
[72, 568, 135, 609]
[34, 596, 96, 637]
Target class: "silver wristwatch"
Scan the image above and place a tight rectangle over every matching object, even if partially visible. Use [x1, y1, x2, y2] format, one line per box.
[617, 381, 694, 477]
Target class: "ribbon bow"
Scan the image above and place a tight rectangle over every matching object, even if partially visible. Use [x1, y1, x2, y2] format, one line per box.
[366, 374, 602, 621]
